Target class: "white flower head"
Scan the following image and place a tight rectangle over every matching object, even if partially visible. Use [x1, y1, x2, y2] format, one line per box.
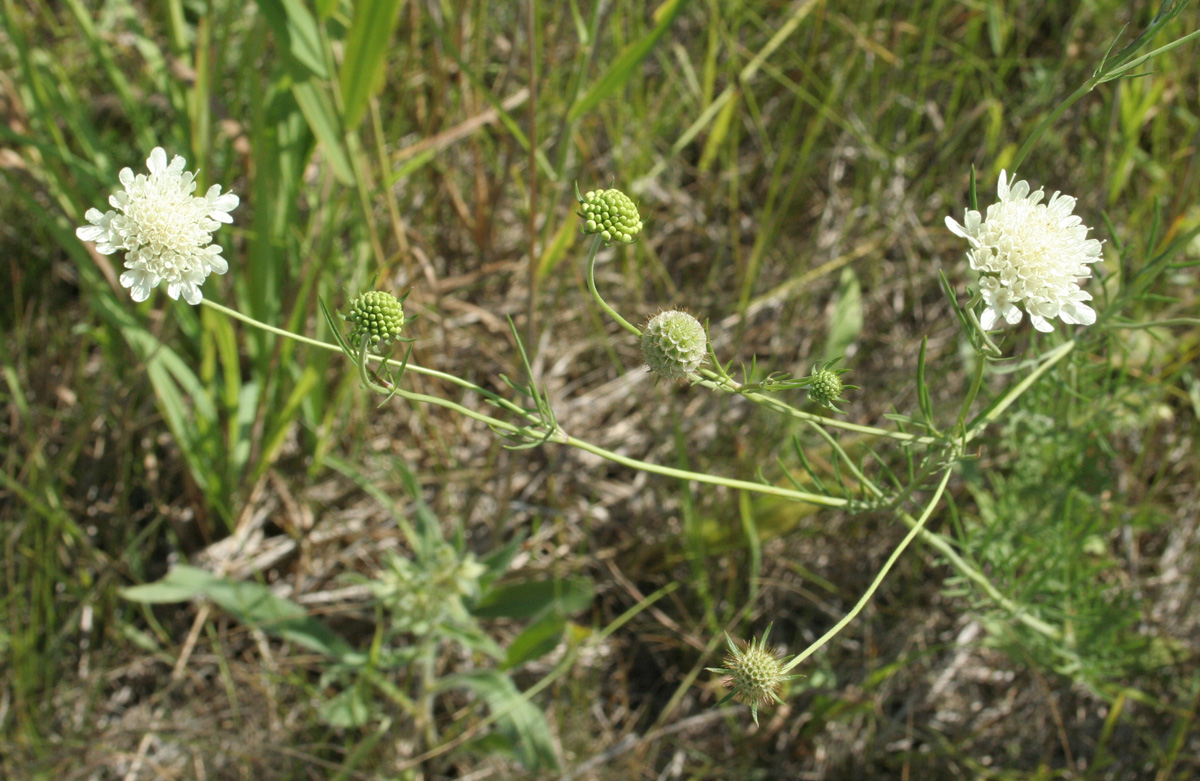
[76, 147, 239, 305]
[946, 170, 1102, 332]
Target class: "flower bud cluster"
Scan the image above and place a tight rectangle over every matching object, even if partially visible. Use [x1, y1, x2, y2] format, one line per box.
[369, 544, 486, 635]
[578, 188, 643, 245]
[344, 290, 405, 353]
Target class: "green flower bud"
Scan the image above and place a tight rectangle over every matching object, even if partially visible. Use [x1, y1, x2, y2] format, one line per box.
[808, 369, 843, 408]
[642, 309, 707, 381]
[577, 188, 643, 245]
[344, 290, 405, 353]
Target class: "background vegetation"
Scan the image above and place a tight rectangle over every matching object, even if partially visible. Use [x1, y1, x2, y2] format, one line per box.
[2, 0, 1199, 777]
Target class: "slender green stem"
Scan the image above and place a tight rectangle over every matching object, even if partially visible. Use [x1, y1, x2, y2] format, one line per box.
[559, 433, 846, 508]
[204, 299, 542, 423]
[1011, 81, 1093, 173]
[895, 513, 1063, 641]
[417, 634, 439, 748]
[202, 298, 844, 508]
[584, 234, 642, 338]
[964, 339, 1075, 443]
[783, 467, 953, 672]
[694, 370, 938, 445]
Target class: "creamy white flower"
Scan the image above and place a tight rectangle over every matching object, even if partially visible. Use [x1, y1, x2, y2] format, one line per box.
[946, 170, 1101, 332]
[76, 147, 238, 305]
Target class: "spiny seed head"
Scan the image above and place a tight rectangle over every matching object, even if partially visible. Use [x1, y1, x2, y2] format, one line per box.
[706, 625, 800, 726]
[642, 309, 707, 381]
[344, 290, 405, 353]
[578, 187, 643, 245]
[808, 369, 843, 408]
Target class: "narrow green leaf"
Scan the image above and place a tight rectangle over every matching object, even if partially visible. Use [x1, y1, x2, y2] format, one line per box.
[697, 90, 739, 172]
[253, 364, 321, 482]
[339, 0, 404, 129]
[120, 565, 357, 661]
[291, 80, 354, 184]
[535, 217, 580, 281]
[567, 0, 688, 122]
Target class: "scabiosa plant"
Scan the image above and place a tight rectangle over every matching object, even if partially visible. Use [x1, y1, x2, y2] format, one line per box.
[806, 359, 856, 412]
[946, 170, 1102, 332]
[707, 625, 802, 726]
[367, 544, 486, 636]
[642, 309, 707, 381]
[76, 147, 238, 305]
[343, 289, 408, 353]
[577, 186, 643, 246]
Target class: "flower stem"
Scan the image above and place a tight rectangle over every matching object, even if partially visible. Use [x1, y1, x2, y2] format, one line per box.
[694, 370, 938, 445]
[964, 339, 1075, 443]
[201, 298, 844, 508]
[783, 467, 953, 672]
[584, 234, 642, 338]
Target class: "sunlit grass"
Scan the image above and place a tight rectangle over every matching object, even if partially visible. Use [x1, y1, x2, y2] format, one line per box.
[2, 0, 1199, 777]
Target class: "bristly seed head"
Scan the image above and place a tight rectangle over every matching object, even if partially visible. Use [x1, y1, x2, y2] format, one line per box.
[577, 187, 643, 246]
[343, 290, 406, 353]
[642, 309, 707, 381]
[706, 624, 802, 726]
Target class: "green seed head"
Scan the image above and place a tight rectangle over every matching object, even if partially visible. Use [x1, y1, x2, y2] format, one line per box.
[706, 626, 800, 726]
[642, 309, 707, 381]
[344, 290, 405, 353]
[808, 368, 843, 408]
[578, 188, 643, 245]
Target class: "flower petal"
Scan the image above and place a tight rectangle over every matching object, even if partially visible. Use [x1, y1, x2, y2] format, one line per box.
[147, 147, 168, 174]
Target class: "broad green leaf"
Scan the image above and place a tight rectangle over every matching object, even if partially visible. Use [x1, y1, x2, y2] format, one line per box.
[255, 0, 329, 78]
[440, 671, 559, 771]
[120, 566, 357, 661]
[823, 267, 862, 363]
[339, 0, 404, 129]
[478, 535, 523, 588]
[471, 578, 593, 620]
[318, 687, 372, 728]
[502, 612, 565, 670]
[567, 0, 688, 122]
[120, 564, 220, 603]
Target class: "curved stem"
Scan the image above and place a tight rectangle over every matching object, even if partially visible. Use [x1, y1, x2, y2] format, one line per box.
[204, 299, 543, 424]
[783, 467, 953, 672]
[694, 370, 938, 445]
[201, 298, 844, 508]
[584, 234, 642, 338]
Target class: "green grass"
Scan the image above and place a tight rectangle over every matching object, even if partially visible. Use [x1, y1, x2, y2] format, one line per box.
[3, 0, 1200, 777]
